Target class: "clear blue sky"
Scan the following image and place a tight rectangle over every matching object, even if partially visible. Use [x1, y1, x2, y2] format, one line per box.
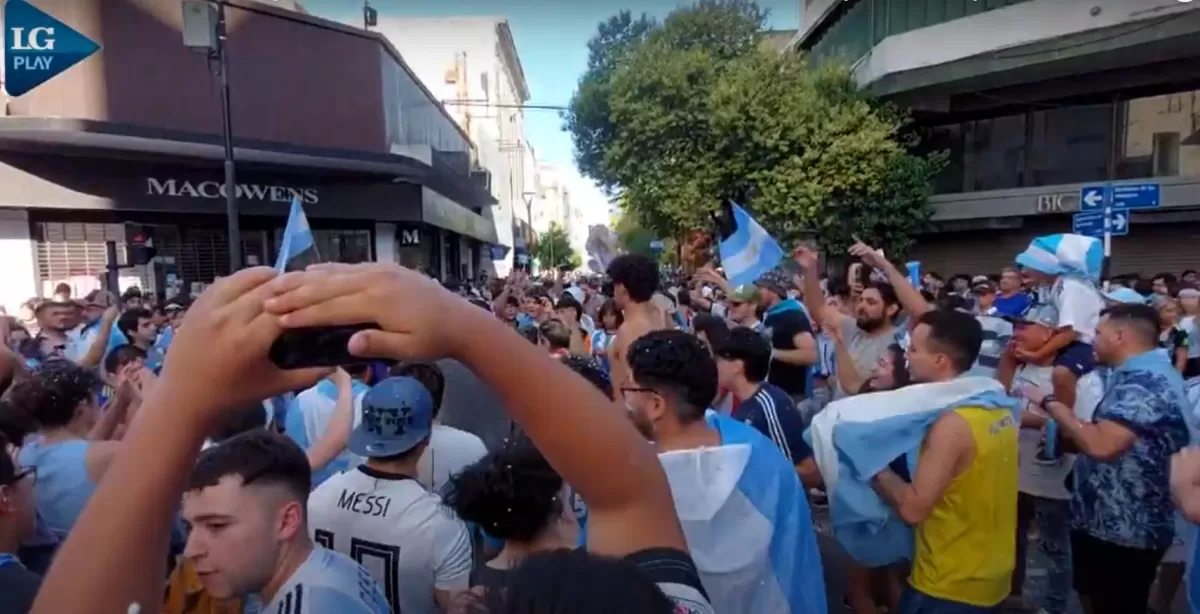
[304, 0, 801, 176]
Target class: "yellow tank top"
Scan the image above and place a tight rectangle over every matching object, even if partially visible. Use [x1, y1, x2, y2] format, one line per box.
[909, 406, 1018, 607]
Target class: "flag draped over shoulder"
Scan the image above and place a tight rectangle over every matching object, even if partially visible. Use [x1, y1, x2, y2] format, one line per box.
[806, 377, 1017, 567]
[717, 203, 785, 288]
[659, 413, 827, 614]
[275, 198, 317, 272]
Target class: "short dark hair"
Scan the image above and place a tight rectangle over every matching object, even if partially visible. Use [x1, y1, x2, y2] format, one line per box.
[1101, 303, 1160, 345]
[116, 308, 152, 338]
[1154, 272, 1178, 285]
[7, 361, 98, 429]
[606, 254, 659, 303]
[915, 309, 983, 375]
[691, 313, 729, 349]
[863, 280, 900, 307]
[104, 344, 147, 375]
[33, 300, 73, 315]
[188, 429, 311, 503]
[391, 362, 446, 418]
[539, 320, 572, 351]
[627, 330, 717, 424]
[210, 403, 269, 443]
[555, 296, 583, 322]
[713, 327, 772, 383]
[597, 299, 624, 329]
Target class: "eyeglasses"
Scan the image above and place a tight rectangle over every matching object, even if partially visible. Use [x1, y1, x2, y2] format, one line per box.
[619, 386, 656, 400]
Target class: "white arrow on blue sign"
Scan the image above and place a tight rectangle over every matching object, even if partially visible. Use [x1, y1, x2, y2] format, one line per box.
[1072, 210, 1129, 238]
[1080, 185, 1108, 211]
[1079, 182, 1160, 211]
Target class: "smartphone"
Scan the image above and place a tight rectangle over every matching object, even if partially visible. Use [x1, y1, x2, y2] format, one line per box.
[269, 323, 395, 370]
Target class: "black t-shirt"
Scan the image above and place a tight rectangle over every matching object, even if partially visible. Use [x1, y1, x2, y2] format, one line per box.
[469, 548, 713, 613]
[0, 559, 41, 614]
[762, 306, 814, 397]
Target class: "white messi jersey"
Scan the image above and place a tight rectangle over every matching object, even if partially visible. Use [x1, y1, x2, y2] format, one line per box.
[308, 465, 473, 614]
[260, 547, 388, 614]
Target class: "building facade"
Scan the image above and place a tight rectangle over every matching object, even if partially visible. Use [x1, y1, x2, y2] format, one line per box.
[796, 0, 1200, 275]
[369, 16, 531, 278]
[0, 0, 498, 312]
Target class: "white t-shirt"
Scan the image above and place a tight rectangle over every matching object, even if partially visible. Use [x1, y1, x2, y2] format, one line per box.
[1054, 277, 1103, 344]
[1010, 364, 1103, 500]
[258, 547, 389, 614]
[417, 425, 488, 494]
[307, 466, 473, 614]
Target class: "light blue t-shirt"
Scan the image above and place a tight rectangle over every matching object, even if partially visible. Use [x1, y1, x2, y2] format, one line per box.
[254, 547, 388, 614]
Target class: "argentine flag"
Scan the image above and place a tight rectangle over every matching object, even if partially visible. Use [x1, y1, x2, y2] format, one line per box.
[806, 377, 1017, 567]
[718, 203, 785, 288]
[1015, 233, 1103, 282]
[275, 197, 317, 272]
[659, 412, 827, 614]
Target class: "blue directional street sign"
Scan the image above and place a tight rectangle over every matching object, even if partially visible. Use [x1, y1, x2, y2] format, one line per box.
[1111, 182, 1160, 210]
[1072, 210, 1129, 238]
[1080, 182, 1160, 211]
[1080, 185, 1108, 211]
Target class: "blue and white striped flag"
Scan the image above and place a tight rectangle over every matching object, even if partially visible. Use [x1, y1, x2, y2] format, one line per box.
[718, 203, 785, 288]
[661, 412, 828, 613]
[275, 197, 317, 272]
[1015, 233, 1103, 282]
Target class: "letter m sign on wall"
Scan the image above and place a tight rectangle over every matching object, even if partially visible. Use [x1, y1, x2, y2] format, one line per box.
[5, 0, 99, 96]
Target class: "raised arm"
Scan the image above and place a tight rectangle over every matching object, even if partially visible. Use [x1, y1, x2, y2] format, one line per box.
[848, 241, 931, 319]
[266, 263, 689, 559]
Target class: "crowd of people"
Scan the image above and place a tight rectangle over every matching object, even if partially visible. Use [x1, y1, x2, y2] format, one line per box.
[0, 233, 1199, 614]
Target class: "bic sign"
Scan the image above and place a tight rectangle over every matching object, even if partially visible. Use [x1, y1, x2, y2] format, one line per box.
[4, 0, 100, 97]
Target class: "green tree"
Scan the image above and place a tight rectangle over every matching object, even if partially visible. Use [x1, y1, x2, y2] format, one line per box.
[563, 10, 656, 194]
[566, 1, 944, 261]
[533, 223, 580, 270]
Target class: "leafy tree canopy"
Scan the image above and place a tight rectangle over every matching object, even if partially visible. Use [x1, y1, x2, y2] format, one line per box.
[533, 223, 581, 271]
[567, 0, 945, 260]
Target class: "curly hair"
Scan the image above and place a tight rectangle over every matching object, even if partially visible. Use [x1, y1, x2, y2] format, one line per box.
[6, 360, 98, 429]
[442, 434, 564, 543]
[627, 330, 717, 423]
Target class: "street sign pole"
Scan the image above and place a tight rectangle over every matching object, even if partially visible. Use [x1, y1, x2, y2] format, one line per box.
[1102, 182, 1111, 290]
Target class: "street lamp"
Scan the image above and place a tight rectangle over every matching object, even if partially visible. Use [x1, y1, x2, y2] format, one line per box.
[182, 0, 241, 271]
[521, 191, 535, 272]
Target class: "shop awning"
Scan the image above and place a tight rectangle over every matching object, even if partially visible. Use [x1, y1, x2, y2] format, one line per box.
[0, 117, 497, 209]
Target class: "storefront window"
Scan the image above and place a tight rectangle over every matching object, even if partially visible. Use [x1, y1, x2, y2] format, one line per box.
[381, 50, 474, 177]
[1115, 89, 1200, 180]
[1028, 103, 1112, 186]
[962, 114, 1026, 191]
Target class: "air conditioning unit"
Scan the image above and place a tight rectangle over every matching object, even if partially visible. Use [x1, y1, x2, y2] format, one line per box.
[471, 169, 492, 192]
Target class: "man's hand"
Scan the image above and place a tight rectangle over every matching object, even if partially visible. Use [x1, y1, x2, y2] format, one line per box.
[792, 245, 819, 271]
[848, 241, 889, 270]
[153, 267, 328, 430]
[266, 263, 480, 363]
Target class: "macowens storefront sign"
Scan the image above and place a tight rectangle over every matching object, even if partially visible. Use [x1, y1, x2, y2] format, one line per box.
[146, 177, 319, 205]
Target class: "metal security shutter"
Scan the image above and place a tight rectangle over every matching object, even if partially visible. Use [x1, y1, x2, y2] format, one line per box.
[34, 222, 150, 296]
[1108, 223, 1200, 276]
[910, 227, 1039, 277]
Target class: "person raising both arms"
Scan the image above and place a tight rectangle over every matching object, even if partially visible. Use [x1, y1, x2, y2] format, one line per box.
[606, 254, 670, 392]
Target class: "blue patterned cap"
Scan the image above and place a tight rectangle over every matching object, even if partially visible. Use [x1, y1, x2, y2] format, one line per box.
[349, 376, 434, 458]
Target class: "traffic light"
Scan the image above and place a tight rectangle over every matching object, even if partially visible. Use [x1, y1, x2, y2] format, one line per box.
[126, 226, 157, 266]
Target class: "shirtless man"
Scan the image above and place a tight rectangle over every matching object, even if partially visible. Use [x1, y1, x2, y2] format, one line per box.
[606, 254, 669, 390]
